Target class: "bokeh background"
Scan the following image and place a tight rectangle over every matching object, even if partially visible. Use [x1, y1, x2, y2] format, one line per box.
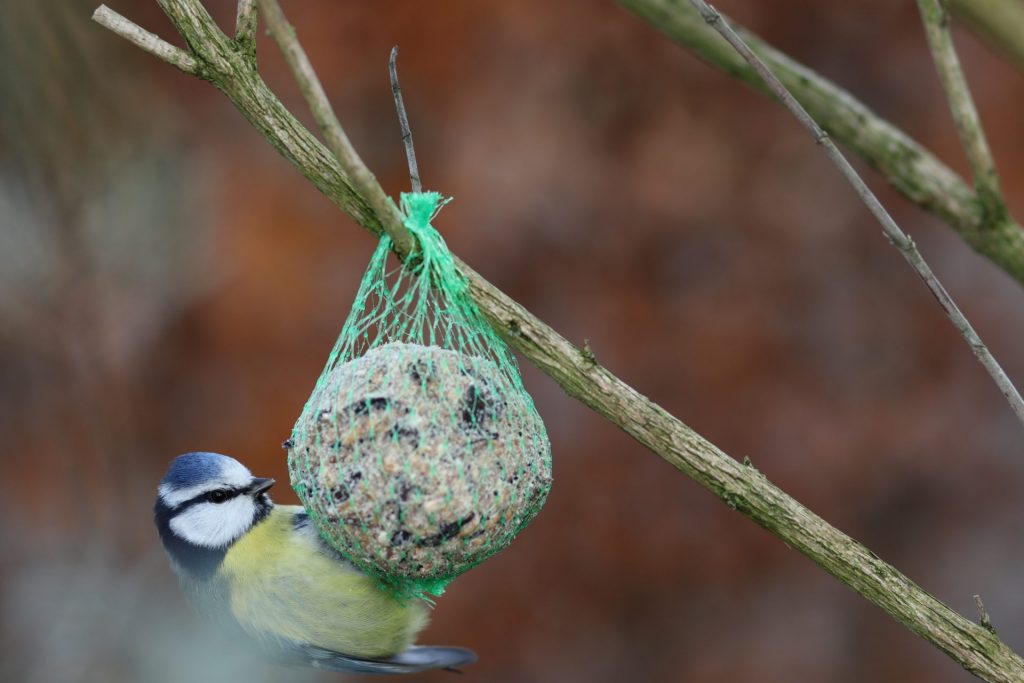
[4, 1, 1024, 681]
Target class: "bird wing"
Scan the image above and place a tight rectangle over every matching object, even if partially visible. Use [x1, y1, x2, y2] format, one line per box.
[221, 506, 428, 658]
[298, 643, 478, 675]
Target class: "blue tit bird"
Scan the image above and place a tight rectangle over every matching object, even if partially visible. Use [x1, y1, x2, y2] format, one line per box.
[154, 451, 476, 675]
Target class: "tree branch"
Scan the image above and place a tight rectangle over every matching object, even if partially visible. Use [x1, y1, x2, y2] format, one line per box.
[94, 2, 1024, 681]
[917, 0, 1006, 223]
[257, 0, 414, 257]
[683, 0, 1024, 437]
[91, 5, 200, 75]
[615, 0, 1024, 287]
[948, 0, 1024, 73]
[234, 0, 258, 63]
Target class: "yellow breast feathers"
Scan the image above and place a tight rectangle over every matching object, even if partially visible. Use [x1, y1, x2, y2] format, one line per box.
[219, 505, 428, 659]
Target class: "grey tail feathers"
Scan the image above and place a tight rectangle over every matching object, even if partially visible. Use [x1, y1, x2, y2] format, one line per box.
[302, 644, 478, 675]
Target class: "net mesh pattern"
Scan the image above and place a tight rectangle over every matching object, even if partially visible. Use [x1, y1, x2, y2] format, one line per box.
[288, 192, 552, 598]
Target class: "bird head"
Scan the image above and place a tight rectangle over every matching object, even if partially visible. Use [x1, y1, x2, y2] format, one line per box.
[154, 452, 275, 559]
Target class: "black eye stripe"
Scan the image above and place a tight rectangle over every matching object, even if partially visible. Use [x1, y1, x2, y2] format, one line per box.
[174, 487, 246, 511]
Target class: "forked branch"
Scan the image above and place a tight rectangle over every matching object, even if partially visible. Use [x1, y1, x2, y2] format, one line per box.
[684, 0, 1024, 432]
[93, 2, 1024, 681]
[616, 0, 1024, 287]
[917, 0, 1006, 223]
[257, 0, 413, 256]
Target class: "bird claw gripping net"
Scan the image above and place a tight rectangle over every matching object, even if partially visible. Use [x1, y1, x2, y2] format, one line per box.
[288, 192, 552, 599]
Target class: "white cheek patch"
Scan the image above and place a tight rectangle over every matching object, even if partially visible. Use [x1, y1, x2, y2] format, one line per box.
[169, 497, 257, 548]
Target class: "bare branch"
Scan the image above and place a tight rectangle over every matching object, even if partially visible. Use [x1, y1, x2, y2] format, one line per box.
[389, 46, 422, 193]
[466, 251, 1024, 683]
[256, 0, 414, 256]
[91, 5, 200, 75]
[616, 0, 1024, 287]
[235, 0, 258, 60]
[96, 1, 1024, 680]
[949, 0, 1024, 72]
[686, 0, 1024, 451]
[917, 0, 1005, 222]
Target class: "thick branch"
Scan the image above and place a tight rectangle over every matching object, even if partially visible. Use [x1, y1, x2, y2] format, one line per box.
[917, 0, 1006, 223]
[94, 2, 1024, 681]
[949, 0, 1024, 72]
[470, 269, 1024, 683]
[616, 0, 1024, 287]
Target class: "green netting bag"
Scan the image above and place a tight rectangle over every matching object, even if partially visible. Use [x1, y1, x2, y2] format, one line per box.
[287, 191, 552, 598]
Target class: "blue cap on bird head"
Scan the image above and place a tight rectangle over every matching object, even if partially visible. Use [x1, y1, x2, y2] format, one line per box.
[162, 452, 248, 489]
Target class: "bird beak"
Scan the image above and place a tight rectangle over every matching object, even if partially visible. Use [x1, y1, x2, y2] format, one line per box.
[246, 478, 275, 495]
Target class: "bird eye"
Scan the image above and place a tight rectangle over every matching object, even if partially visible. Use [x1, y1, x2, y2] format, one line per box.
[208, 490, 229, 503]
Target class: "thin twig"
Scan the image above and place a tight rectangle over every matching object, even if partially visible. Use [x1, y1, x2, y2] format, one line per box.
[94, 3, 1024, 680]
[92, 5, 200, 75]
[917, 0, 1005, 222]
[688, 0, 1024, 432]
[389, 46, 422, 193]
[615, 0, 1024, 287]
[235, 0, 258, 60]
[256, 0, 414, 256]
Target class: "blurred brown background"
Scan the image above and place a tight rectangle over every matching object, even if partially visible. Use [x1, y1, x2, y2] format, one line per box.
[4, 1, 1024, 681]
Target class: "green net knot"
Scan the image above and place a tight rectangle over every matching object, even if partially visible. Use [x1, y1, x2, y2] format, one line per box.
[397, 191, 466, 299]
[401, 191, 448, 233]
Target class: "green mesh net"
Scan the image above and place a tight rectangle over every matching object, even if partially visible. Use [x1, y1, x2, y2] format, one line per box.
[287, 191, 552, 599]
